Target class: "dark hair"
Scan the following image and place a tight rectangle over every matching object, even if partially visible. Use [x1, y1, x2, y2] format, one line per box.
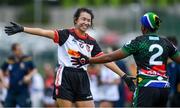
[11, 43, 20, 51]
[73, 8, 94, 27]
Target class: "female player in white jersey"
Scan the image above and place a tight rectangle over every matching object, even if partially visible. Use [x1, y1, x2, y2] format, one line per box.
[4, 8, 135, 107]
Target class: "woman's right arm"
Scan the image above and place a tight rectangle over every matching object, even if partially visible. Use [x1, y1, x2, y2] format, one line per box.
[5, 22, 55, 40]
[24, 27, 55, 39]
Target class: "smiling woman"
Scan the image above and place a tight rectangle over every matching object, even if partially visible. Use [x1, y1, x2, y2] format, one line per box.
[4, 7, 133, 108]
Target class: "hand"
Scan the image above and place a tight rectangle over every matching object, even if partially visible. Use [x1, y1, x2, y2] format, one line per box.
[71, 52, 89, 68]
[5, 22, 24, 35]
[122, 74, 136, 92]
[23, 75, 31, 84]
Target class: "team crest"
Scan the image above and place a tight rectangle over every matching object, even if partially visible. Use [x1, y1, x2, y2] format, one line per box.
[79, 42, 84, 48]
[72, 38, 76, 43]
[86, 44, 90, 52]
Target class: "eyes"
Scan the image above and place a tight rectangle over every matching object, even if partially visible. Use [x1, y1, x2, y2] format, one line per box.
[79, 17, 91, 23]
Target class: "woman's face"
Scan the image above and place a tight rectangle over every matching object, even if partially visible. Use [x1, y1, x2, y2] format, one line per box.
[75, 12, 92, 32]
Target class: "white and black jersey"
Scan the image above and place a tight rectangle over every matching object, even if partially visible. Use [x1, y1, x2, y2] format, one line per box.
[53, 28, 103, 70]
[53, 28, 103, 101]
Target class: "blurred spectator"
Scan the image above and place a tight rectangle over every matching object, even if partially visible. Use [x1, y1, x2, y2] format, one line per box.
[109, 45, 133, 107]
[167, 36, 180, 107]
[30, 70, 44, 107]
[112, 46, 132, 107]
[0, 70, 9, 107]
[0, 43, 36, 107]
[114, 60, 131, 107]
[99, 47, 121, 108]
[99, 65, 120, 108]
[42, 63, 56, 107]
[88, 64, 102, 107]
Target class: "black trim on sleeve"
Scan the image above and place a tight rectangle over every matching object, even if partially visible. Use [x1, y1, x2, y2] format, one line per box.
[57, 29, 70, 46]
[90, 40, 102, 57]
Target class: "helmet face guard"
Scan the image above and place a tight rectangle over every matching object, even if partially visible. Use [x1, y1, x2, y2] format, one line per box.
[141, 12, 161, 32]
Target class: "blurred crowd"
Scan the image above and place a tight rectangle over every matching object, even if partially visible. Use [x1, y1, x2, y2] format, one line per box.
[0, 62, 57, 108]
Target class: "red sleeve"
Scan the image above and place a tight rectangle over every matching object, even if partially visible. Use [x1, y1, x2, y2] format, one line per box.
[53, 30, 59, 43]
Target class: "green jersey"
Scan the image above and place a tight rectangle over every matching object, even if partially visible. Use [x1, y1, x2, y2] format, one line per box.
[122, 34, 179, 88]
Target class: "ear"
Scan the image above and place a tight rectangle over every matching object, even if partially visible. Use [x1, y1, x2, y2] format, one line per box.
[74, 18, 78, 25]
[141, 26, 147, 34]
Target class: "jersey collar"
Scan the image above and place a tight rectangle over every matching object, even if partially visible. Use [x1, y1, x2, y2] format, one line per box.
[71, 28, 88, 40]
[144, 33, 157, 36]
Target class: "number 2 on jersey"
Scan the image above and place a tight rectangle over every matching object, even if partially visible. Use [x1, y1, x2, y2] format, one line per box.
[149, 44, 163, 65]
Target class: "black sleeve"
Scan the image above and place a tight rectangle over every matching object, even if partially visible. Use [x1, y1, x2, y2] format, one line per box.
[166, 39, 179, 58]
[56, 29, 69, 46]
[91, 40, 103, 57]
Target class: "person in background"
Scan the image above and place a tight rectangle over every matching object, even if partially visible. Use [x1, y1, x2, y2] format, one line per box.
[30, 69, 44, 107]
[99, 47, 120, 108]
[43, 63, 56, 107]
[0, 70, 9, 107]
[88, 64, 102, 107]
[0, 43, 36, 107]
[112, 46, 131, 107]
[99, 65, 120, 108]
[115, 60, 131, 107]
[167, 36, 180, 107]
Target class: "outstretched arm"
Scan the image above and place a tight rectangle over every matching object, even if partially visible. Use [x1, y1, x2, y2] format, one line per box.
[104, 62, 136, 92]
[89, 48, 128, 64]
[24, 27, 55, 39]
[5, 22, 55, 39]
[104, 62, 125, 77]
[71, 48, 129, 67]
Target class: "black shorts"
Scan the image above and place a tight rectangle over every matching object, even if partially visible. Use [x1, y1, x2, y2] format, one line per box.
[53, 66, 93, 102]
[133, 87, 169, 107]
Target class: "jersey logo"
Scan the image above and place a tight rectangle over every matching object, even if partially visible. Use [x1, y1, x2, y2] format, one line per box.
[77, 40, 85, 48]
[79, 42, 84, 48]
[86, 44, 90, 52]
[72, 38, 77, 43]
[68, 49, 80, 57]
[149, 36, 159, 40]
